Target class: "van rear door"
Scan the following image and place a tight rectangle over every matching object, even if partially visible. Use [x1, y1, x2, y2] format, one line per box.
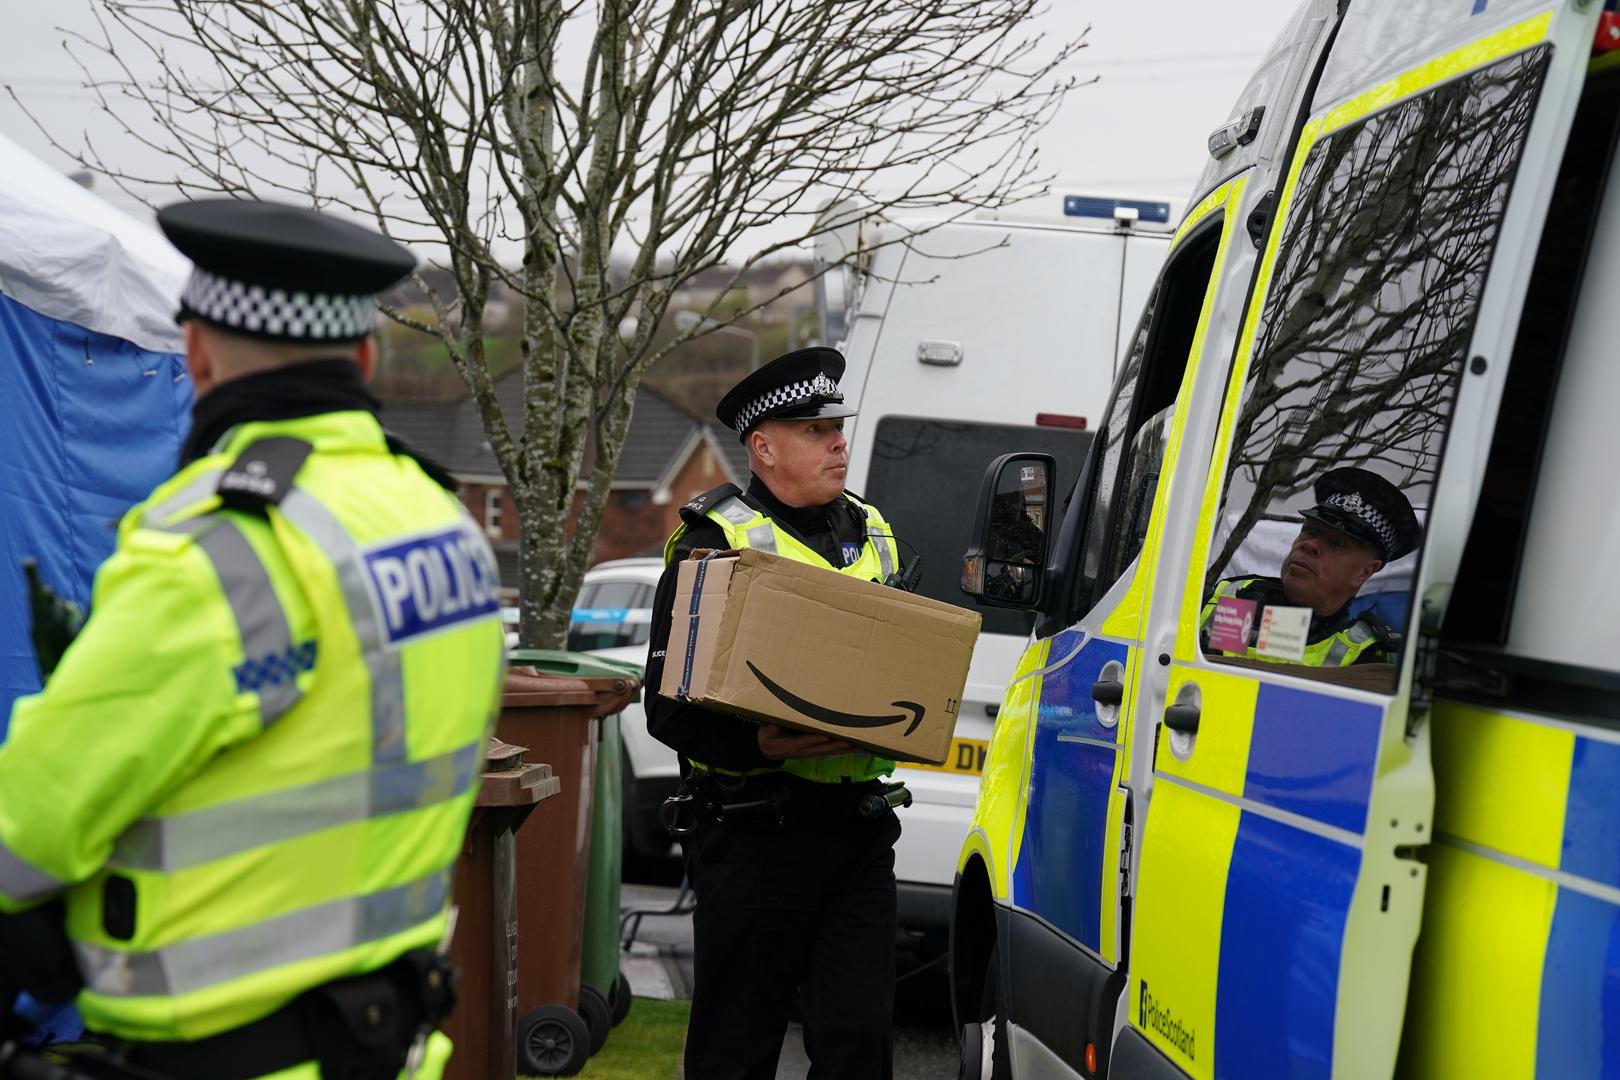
[1120, 3, 1602, 1077]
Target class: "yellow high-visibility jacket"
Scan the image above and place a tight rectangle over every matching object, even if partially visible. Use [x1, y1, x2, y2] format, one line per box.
[0, 409, 505, 1076]
[664, 488, 903, 784]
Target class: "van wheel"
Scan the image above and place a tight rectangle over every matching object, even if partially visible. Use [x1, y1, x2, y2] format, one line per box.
[960, 943, 1012, 1080]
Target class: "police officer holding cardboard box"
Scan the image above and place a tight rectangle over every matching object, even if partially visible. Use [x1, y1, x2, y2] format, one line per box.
[0, 199, 504, 1079]
[645, 347, 908, 1080]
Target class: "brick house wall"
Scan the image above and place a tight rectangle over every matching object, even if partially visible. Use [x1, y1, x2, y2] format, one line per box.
[461, 436, 741, 567]
[459, 483, 516, 543]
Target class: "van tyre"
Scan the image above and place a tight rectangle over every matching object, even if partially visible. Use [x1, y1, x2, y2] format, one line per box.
[960, 944, 1012, 1080]
[577, 984, 612, 1055]
[959, 1021, 984, 1079]
[517, 1005, 590, 1076]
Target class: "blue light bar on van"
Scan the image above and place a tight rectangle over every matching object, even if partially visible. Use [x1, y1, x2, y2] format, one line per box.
[1063, 196, 1172, 224]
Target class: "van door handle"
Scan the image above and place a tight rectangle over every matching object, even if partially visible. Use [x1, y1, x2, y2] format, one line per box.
[1164, 703, 1200, 734]
[1091, 679, 1124, 707]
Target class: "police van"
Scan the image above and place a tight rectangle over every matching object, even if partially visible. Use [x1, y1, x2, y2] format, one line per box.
[816, 192, 1180, 936]
[949, 1, 1620, 1076]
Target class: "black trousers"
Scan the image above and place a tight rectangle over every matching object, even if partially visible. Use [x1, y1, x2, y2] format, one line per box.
[681, 807, 901, 1080]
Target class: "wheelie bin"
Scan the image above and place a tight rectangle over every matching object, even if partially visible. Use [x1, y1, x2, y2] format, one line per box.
[510, 651, 643, 1031]
[583, 709, 633, 1031]
[444, 737, 559, 1080]
[499, 654, 639, 1076]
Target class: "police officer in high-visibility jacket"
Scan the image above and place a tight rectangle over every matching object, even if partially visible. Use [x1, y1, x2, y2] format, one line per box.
[644, 347, 906, 1080]
[1201, 467, 1422, 667]
[0, 200, 505, 1079]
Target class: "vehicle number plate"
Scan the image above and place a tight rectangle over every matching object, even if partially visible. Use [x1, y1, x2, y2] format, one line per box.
[905, 737, 989, 776]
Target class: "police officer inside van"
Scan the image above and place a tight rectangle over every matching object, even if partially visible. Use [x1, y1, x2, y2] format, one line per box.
[1201, 467, 1422, 667]
[0, 200, 503, 1078]
[644, 347, 906, 1080]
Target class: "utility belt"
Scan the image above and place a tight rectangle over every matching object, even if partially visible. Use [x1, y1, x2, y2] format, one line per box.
[48, 950, 457, 1080]
[660, 769, 911, 835]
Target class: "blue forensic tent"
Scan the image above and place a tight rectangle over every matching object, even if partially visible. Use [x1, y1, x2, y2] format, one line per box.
[0, 136, 192, 735]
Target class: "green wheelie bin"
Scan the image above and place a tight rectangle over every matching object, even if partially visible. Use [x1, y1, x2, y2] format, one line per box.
[506, 650, 643, 1049]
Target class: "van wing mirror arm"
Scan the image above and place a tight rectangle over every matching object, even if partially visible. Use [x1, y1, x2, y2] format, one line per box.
[1034, 429, 1103, 639]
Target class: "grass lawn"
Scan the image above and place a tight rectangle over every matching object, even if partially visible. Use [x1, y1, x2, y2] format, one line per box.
[523, 997, 690, 1080]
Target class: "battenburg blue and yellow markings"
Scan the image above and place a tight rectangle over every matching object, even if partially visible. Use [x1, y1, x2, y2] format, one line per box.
[1242, 683, 1381, 834]
[1013, 630, 1128, 954]
[1408, 703, 1620, 1078]
[362, 525, 501, 644]
[1214, 808, 1359, 1076]
[1135, 678, 1380, 1075]
[1212, 685, 1378, 1075]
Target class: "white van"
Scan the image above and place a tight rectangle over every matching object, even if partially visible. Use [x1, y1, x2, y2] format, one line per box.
[816, 194, 1182, 933]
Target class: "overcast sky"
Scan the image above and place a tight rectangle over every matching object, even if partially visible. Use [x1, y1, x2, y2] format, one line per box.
[1, 1, 1302, 249]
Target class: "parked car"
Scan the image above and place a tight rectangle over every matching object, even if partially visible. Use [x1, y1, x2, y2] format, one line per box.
[567, 558, 674, 866]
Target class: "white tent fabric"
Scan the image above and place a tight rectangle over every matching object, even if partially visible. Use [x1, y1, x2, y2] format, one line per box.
[0, 133, 187, 353]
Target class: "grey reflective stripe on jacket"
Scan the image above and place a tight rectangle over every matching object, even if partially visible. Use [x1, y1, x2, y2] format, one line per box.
[146, 505, 309, 729]
[276, 489, 409, 764]
[194, 520, 307, 728]
[714, 496, 778, 553]
[714, 497, 754, 528]
[107, 739, 482, 873]
[866, 520, 896, 580]
[745, 525, 777, 552]
[139, 470, 226, 530]
[74, 868, 450, 998]
[0, 836, 65, 903]
[1322, 620, 1377, 667]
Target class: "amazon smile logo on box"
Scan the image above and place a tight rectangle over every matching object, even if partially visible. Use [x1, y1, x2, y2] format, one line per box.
[745, 661, 926, 735]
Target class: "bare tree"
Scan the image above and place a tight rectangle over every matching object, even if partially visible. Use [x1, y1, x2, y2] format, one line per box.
[27, 0, 1083, 646]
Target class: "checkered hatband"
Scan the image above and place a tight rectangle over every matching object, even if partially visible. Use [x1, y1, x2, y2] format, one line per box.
[1323, 491, 1397, 556]
[734, 373, 841, 434]
[182, 267, 377, 340]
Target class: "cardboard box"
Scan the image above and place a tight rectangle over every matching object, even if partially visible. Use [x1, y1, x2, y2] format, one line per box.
[660, 548, 982, 765]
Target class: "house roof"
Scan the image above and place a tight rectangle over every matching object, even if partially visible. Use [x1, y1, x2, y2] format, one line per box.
[381, 373, 744, 489]
[618, 389, 705, 484]
[712, 426, 750, 483]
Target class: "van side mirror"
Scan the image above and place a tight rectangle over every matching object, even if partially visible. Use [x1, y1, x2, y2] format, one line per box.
[961, 453, 1055, 609]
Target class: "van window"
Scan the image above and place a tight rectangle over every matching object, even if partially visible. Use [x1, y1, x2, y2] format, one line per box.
[1199, 48, 1549, 688]
[1075, 220, 1222, 614]
[864, 417, 1091, 637]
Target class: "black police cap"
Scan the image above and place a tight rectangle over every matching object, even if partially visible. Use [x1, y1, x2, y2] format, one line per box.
[158, 199, 416, 343]
[716, 346, 858, 440]
[1299, 466, 1422, 562]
